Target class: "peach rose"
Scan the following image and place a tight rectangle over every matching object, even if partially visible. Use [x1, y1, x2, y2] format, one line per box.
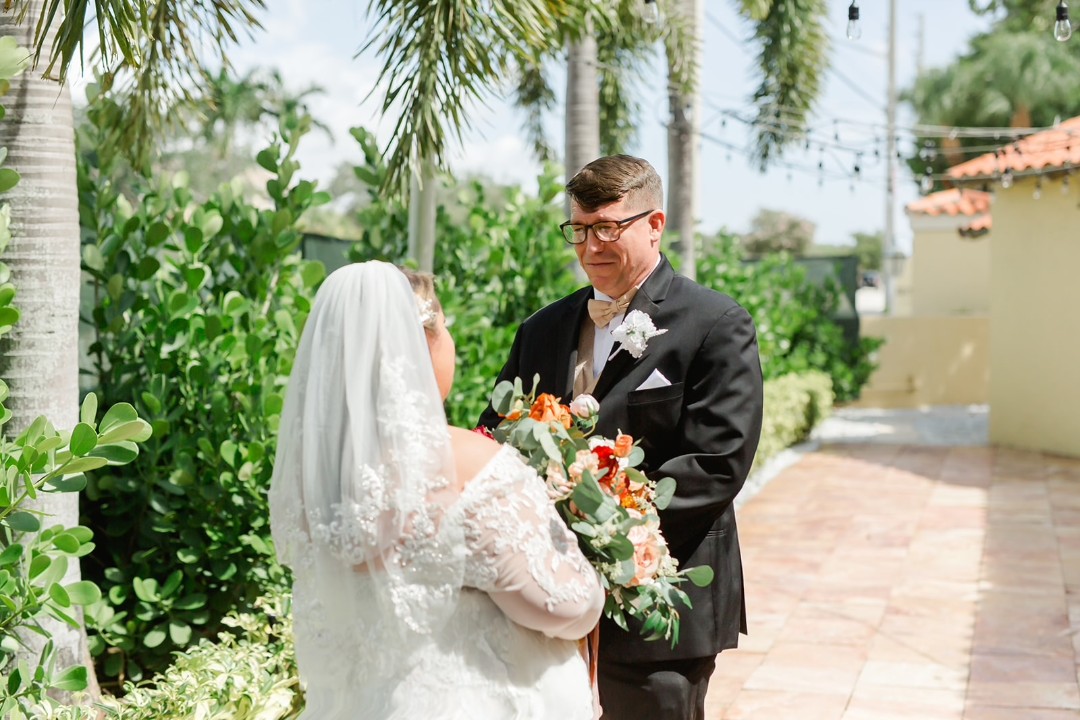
[613, 433, 634, 459]
[627, 517, 664, 587]
[568, 449, 600, 483]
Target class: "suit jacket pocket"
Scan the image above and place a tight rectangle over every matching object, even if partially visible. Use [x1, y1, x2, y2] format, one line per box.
[627, 381, 684, 445]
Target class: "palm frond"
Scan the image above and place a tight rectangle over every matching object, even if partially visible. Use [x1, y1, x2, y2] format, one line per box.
[364, 0, 582, 196]
[596, 36, 652, 156]
[741, 0, 830, 169]
[14, 0, 266, 171]
[513, 54, 557, 163]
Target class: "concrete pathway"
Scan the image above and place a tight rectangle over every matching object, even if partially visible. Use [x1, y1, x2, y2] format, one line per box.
[706, 407, 1080, 719]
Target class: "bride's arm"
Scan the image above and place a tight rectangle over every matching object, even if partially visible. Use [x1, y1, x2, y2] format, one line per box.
[461, 450, 604, 641]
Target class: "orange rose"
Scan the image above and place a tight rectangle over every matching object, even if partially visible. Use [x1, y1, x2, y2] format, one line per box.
[529, 393, 573, 429]
[613, 433, 634, 458]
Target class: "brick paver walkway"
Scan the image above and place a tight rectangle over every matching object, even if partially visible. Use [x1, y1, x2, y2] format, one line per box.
[706, 443, 1080, 719]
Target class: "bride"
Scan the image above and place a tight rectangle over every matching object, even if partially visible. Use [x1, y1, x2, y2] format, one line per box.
[269, 261, 604, 718]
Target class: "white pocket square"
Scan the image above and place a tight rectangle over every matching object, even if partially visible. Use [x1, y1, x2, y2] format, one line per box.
[635, 368, 671, 391]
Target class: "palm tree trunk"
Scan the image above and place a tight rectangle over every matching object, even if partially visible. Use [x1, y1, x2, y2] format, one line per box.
[408, 161, 437, 272]
[0, 0, 96, 702]
[564, 33, 600, 211]
[666, 0, 702, 280]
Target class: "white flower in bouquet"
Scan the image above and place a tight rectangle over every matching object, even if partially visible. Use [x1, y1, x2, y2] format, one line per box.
[588, 436, 614, 451]
[569, 393, 600, 419]
[611, 310, 667, 359]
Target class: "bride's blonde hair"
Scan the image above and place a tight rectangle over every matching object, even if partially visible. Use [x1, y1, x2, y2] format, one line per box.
[399, 267, 441, 332]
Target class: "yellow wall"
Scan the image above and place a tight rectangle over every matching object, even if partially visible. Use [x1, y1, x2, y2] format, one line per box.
[852, 315, 989, 408]
[989, 175, 1080, 458]
[911, 224, 991, 315]
[892, 253, 914, 317]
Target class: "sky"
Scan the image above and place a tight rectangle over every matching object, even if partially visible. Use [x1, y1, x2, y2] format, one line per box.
[217, 1, 1000, 254]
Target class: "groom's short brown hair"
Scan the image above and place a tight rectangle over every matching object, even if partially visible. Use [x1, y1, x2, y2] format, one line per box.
[566, 155, 664, 213]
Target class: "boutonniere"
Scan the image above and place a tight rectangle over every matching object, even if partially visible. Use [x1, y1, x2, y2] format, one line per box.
[610, 310, 667, 359]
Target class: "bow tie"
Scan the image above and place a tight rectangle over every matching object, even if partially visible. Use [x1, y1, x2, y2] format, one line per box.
[588, 288, 637, 329]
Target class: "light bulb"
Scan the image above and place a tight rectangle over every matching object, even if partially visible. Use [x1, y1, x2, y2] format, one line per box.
[846, 2, 862, 41]
[920, 173, 934, 194]
[1001, 171, 1014, 189]
[643, 0, 660, 25]
[1055, 2, 1072, 41]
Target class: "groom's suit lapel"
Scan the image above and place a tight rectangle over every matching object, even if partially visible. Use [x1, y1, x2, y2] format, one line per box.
[590, 256, 675, 402]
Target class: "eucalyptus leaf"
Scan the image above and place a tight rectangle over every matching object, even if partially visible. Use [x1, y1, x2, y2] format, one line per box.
[683, 565, 715, 588]
[653, 476, 676, 510]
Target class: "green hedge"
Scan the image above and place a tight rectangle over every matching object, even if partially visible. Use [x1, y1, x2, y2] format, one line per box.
[754, 370, 834, 471]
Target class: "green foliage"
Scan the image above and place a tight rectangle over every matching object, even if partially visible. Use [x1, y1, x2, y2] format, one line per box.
[740, 208, 816, 258]
[968, 0, 1062, 32]
[77, 102, 327, 684]
[345, 132, 580, 427]
[696, 234, 880, 403]
[754, 371, 833, 469]
[851, 231, 883, 273]
[51, 593, 301, 720]
[0, 396, 151, 717]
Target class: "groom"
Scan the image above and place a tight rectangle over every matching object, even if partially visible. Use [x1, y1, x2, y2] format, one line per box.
[478, 154, 763, 720]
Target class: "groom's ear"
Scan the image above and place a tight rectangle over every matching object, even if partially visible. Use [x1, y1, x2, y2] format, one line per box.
[649, 210, 666, 239]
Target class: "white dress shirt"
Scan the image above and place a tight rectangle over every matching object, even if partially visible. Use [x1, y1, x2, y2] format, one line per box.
[591, 256, 661, 377]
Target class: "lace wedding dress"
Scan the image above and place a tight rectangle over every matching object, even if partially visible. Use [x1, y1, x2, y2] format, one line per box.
[292, 445, 602, 719]
[269, 263, 604, 720]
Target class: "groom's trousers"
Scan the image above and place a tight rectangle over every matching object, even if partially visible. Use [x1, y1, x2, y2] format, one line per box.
[598, 655, 716, 720]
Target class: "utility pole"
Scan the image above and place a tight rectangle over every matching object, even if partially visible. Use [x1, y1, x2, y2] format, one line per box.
[883, 0, 898, 315]
[916, 12, 925, 76]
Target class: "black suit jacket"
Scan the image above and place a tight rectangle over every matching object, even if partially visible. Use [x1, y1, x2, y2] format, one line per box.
[478, 255, 764, 662]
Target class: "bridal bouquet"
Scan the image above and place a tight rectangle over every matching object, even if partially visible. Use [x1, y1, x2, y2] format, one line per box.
[485, 376, 714, 647]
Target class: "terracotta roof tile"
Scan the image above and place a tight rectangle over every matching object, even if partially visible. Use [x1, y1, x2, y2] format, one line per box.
[959, 215, 992, 239]
[948, 116, 1080, 181]
[906, 188, 992, 217]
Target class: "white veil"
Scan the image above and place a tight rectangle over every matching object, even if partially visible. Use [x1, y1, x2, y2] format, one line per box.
[269, 261, 464, 637]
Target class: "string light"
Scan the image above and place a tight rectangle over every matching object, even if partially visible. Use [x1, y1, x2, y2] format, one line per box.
[1055, 1, 1073, 42]
[920, 168, 934, 194]
[846, 2, 862, 41]
[642, 0, 660, 25]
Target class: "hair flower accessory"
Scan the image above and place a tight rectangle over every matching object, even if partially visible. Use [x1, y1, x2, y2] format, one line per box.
[610, 310, 667, 359]
[415, 297, 436, 327]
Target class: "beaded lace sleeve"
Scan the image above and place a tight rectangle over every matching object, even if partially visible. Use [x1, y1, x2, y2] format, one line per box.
[459, 446, 605, 641]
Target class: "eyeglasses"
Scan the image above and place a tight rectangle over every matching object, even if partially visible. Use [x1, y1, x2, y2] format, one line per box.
[559, 209, 656, 245]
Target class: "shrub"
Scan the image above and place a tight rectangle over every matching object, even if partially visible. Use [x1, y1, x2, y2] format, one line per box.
[696, 234, 880, 403]
[754, 371, 834, 469]
[77, 103, 326, 683]
[50, 594, 300, 720]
